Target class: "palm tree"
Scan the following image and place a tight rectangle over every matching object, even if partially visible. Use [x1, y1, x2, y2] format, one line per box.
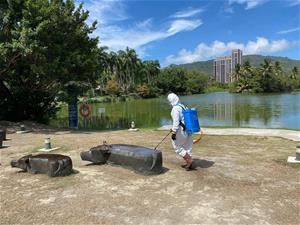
[258, 59, 274, 92]
[232, 64, 242, 81]
[97, 47, 109, 95]
[274, 61, 282, 76]
[242, 61, 254, 80]
[125, 47, 139, 87]
[291, 66, 298, 79]
[141, 60, 160, 84]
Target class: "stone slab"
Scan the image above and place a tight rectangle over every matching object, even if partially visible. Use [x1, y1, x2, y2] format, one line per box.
[287, 156, 300, 163]
[38, 147, 61, 152]
[16, 130, 31, 134]
[128, 128, 139, 132]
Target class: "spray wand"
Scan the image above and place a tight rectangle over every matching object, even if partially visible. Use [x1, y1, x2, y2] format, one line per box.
[154, 130, 172, 150]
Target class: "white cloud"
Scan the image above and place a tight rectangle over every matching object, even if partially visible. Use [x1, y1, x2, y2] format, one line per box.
[278, 27, 300, 34]
[228, 0, 268, 9]
[99, 19, 202, 56]
[167, 19, 202, 35]
[78, 1, 202, 56]
[80, 0, 128, 25]
[287, 0, 300, 6]
[171, 8, 204, 18]
[224, 6, 234, 13]
[228, 0, 299, 10]
[165, 37, 296, 65]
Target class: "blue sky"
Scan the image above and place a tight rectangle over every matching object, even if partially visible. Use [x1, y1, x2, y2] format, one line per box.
[77, 0, 300, 66]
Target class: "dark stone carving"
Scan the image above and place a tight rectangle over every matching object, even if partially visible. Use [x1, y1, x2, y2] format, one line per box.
[0, 129, 6, 141]
[11, 154, 73, 177]
[0, 129, 4, 148]
[81, 144, 163, 175]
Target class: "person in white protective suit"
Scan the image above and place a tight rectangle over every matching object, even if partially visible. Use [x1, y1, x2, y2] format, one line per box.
[167, 93, 194, 170]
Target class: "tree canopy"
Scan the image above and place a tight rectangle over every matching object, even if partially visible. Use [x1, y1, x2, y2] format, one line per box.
[230, 60, 300, 93]
[0, 0, 100, 121]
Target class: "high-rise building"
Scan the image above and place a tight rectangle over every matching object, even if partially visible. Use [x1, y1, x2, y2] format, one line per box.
[231, 49, 242, 73]
[214, 49, 242, 83]
[214, 56, 232, 83]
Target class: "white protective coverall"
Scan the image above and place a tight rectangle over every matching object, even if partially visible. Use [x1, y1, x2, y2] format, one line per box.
[167, 93, 193, 157]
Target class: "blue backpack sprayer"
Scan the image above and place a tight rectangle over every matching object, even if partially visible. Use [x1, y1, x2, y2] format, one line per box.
[179, 104, 200, 134]
[181, 105, 204, 143]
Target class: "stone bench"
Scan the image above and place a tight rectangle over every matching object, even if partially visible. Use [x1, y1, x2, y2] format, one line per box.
[81, 144, 163, 175]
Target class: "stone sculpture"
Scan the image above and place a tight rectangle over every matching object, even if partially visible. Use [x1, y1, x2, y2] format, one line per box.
[11, 154, 73, 177]
[81, 144, 163, 175]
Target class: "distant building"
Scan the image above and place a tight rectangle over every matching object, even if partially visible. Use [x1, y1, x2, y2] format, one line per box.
[214, 56, 232, 83]
[214, 49, 242, 83]
[231, 49, 242, 72]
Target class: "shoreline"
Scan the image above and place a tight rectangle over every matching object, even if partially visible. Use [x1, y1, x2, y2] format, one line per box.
[158, 125, 300, 141]
[2, 120, 299, 141]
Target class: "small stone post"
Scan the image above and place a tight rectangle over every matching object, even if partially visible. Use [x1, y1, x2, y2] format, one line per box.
[131, 121, 135, 129]
[0, 128, 5, 147]
[44, 138, 52, 150]
[20, 125, 25, 131]
[296, 145, 300, 161]
[287, 144, 300, 163]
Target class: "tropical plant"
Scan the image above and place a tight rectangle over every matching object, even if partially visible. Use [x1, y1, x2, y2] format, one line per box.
[104, 79, 120, 95]
[230, 60, 299, 93]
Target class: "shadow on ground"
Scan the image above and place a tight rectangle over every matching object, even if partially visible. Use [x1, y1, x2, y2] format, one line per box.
[192, 158, 214, 169]
[0, 145, 10, 149]
[83, 162, 170, 175]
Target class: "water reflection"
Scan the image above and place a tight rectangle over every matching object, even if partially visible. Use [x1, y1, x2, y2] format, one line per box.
[50, 92, 300, 130]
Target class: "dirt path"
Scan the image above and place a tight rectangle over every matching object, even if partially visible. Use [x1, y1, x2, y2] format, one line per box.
[0, 129, 299, 225]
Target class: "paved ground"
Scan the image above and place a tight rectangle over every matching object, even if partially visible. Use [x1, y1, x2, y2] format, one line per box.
[159, 126, 300, 141]
[0, 128, 300, 225]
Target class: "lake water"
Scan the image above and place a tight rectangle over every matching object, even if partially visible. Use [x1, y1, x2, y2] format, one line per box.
[50, 92, 300, 130]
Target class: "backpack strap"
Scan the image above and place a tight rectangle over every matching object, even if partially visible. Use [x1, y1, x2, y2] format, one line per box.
[176, 103, 188, 110]
[176, 103, 187, 131]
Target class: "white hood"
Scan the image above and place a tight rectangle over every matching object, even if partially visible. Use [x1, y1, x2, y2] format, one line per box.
[167, 93, 179, 106]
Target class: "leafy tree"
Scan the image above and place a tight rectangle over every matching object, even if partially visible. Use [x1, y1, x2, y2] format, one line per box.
[156, 67, 187, 94]
[186, 70, 209, 94]
[0, 0, 100, 121]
